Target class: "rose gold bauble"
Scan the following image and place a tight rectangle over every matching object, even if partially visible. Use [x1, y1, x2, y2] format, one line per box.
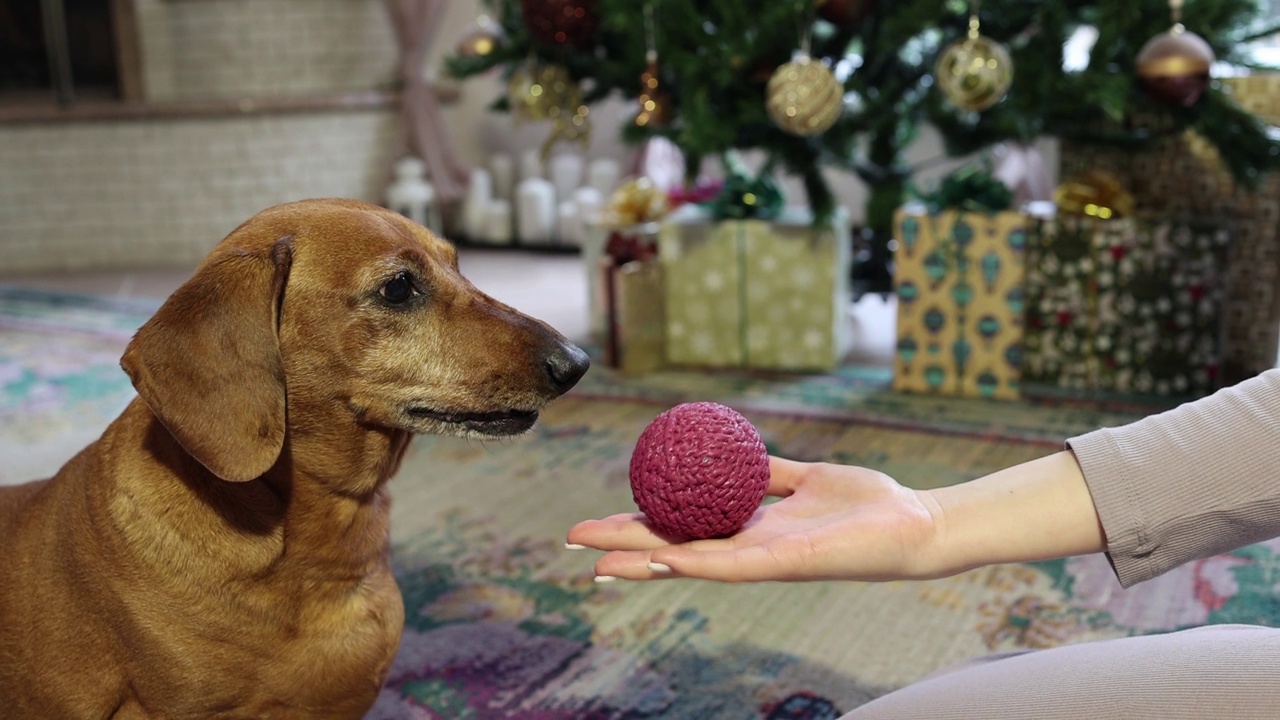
[1136, 25, 1215, 107]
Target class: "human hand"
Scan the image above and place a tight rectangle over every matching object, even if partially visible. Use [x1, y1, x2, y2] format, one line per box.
[565, 456, 943, 583]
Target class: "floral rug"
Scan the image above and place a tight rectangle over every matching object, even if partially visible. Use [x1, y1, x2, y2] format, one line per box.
[5, 285, 1278, 719]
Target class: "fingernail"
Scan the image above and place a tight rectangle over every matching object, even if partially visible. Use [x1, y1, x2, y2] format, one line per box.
[564, 543, 587, 550]
[594, 575, 618, 584]
[647, 562, 672, 573]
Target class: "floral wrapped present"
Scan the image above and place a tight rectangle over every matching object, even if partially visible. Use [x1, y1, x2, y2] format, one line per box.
[1022, 213, 1230, 397]
[658, 204, 851, 371]
[891, 204, 1029, 400]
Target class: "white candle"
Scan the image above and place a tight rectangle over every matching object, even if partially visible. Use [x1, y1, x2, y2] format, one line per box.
[484, 199, 512, 245]
[520, 149, 543, 182]
[586, 157, 621, 198]
[516, 177, 555, 245]
[557, 200, 580, 247]
[549, 153, 584, 206]
[573, 186, 604, 230]
[463, 168, 492, 241]
[489, 153, 515, 204]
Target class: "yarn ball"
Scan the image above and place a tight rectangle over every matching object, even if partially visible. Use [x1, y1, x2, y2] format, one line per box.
[629, 402, 770, 540]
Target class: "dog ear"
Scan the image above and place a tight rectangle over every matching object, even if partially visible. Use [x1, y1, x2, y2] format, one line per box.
[122, 237, 294, 482]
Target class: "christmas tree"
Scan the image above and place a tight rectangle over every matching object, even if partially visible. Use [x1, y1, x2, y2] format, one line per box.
[448, 0, 1280, 247]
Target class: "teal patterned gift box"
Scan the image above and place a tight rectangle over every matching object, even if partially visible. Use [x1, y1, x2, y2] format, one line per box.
[892, 206, 1029, 400]
[1023, 214, 1230, 397]
[658, 205, 852, 371]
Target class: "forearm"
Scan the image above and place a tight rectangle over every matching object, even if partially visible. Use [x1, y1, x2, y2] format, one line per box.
[919, 451, 1105, 578]
[1068, 369, 1280, 587]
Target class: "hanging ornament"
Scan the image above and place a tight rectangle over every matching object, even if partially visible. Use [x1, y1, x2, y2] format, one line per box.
[456, 14, 504, 58]
[1136, 0, 1214, 107]
[508, 61, 592, 159]
[935, 4, 1013, 112]
[634, 5, 672, 127]
[520, 0, 599, 49]
[815, 0, 876, 30]
[766, 28, 843, 139]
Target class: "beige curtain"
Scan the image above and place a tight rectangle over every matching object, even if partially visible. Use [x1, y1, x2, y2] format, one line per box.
[384, 0, 470, 204]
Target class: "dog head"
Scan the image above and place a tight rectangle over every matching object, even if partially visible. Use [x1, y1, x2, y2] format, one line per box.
[121, 199, 590, 483]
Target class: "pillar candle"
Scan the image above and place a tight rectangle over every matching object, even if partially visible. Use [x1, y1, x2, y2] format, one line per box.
[516, 177, 556, 245]
[586, 158, 621, 198]
[549, 153, 584, 206]
[489, 153, 515, 204]
[484, 199, 513, 245]
[462, 168, 493, 241]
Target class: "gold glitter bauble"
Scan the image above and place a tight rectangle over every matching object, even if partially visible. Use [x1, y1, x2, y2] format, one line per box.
[1136, 25, 1214, 107]
[509, 63, 577, 121]
[456, 15, 504, 58]
[765, 54, 842, 137]
[508, 62, 592, 159]
[936, 34, 1013, 111]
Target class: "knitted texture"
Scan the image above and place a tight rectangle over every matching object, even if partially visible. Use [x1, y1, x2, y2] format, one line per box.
[629, 402, 770, 539]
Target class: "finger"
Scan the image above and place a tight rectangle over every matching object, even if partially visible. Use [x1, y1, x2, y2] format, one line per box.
[566, 514, 677, 551]
[590, 549, 674, 581]
[647, 543, 794, 583]
[766, 456, 812, 497]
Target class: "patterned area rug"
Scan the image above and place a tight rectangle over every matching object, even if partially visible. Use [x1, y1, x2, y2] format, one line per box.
[5, 285, 1278, 718]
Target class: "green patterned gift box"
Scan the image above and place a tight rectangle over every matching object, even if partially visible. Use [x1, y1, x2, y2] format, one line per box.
[657, 205, 852, 371]
[1023, 214, 1230, 397]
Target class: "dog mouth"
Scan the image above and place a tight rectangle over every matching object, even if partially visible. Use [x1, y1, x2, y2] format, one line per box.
[406, 406, 540, 436]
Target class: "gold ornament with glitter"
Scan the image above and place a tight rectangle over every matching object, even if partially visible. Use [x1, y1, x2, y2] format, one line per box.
[766, 52, 842, 137]
[456, 14, 504, 58]
[508, 61, 592, 159]
[936, 6, 1013, 112]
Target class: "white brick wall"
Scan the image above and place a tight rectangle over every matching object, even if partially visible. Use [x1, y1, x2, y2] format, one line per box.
[0, 111, 398, 272]
[0, 0, 407, 272]
[136, 0, 398, 102]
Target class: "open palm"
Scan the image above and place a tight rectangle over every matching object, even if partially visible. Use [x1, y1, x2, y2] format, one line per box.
[566, 456, 943, 583]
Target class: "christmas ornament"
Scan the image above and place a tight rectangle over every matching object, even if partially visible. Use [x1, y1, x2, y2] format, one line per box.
[508, 62, 592, 159]
[629, 402, 770, 540]
[520, 0, 599, 49]
[1136, 0, 1214, 107]
[634, 5, 672, 127]
[455, 14, 504, 58]
[766, 52, 843, 137]
[935, 8, 1013, 112]
[815, 0, 875, 29]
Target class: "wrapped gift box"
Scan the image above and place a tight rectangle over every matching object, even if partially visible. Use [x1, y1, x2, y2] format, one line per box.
[1060, 120, 1279, 383]
[596, 228, 666, 374]
[1022, 214, 1230, 397]
[891, 205, 1029, 400]
[658, 205, 851, 371]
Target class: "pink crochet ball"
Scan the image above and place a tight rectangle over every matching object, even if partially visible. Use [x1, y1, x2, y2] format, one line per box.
[629, 402, 770, 540]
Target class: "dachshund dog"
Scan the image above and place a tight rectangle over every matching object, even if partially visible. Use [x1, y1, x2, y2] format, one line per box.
[0, 199, 590, 718]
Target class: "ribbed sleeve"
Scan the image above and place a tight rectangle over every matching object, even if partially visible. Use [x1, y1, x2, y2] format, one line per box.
[1066, 369, 1280, 588]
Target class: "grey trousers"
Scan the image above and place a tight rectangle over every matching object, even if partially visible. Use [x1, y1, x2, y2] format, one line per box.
[846, 624, 1280, 719]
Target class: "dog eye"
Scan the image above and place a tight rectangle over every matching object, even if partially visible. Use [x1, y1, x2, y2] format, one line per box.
[379, 273, 418, 304]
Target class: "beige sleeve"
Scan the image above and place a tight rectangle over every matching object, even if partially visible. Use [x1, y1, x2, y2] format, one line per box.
[1066, 369, 1280, 588]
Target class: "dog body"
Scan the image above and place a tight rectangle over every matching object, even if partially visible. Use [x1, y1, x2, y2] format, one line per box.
[0, 199, 589, 718]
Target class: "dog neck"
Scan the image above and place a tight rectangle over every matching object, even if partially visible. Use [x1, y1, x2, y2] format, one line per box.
[96, 399, 408, 587]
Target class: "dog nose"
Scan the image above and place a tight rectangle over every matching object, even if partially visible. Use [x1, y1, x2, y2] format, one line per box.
[545, 342, 590, 393]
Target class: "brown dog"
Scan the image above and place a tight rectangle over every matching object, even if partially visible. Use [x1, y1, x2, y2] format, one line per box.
[0, 199, 589, 718]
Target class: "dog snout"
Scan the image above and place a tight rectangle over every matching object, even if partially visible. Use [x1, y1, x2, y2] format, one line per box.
[545, 342, 590, 394]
